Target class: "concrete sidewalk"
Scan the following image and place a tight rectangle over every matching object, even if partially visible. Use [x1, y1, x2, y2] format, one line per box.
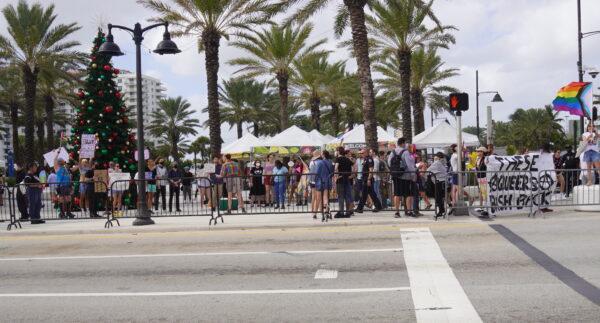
[1, 207, 595, 236]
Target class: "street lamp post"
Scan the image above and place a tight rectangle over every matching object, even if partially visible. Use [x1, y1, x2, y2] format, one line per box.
[577, 0, 600, 134]
[475, 70, 503, 143]
[98, 22, 180, 226]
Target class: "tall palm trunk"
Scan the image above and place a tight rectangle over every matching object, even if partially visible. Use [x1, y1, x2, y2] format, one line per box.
[22, 66, 38, 164]
[171, 132, 179, 163]
[44, 94, 55, 149]
[345, 0, 378, 150]
[331, 102, 340, 135]
[411, 89, 424, 135]
[9, 100, 21, 165]
[398, 49, 412, 141]
[253, 122, 259, 137]
[276, 72, 289, 130]
[36, 119, 45, 158]
[347, 107, 355, 130]
[203, 29, 222, 158]
[236, 122, 243, 139]
[310, 95, 321, 131]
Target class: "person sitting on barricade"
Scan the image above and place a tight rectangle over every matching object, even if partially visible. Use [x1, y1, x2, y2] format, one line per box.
[581, 122, 600, 186]
[427, 152, 448, 218]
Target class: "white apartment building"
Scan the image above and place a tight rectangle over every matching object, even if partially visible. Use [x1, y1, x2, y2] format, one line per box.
[0, 110, 10, 169]
[116, 71, 167, 146]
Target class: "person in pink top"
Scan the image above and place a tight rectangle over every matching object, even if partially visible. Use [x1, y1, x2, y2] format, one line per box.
[263, 154, 275, 207]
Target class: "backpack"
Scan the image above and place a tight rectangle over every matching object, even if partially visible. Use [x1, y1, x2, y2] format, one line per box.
[389, 149, 406, 178]
[378, 159, 387, 172]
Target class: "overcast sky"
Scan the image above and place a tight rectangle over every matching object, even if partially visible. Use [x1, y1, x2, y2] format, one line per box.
[2, 0, 600, 145]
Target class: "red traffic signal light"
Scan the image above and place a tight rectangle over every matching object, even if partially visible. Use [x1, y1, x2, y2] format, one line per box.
[449, 93, 469, 112]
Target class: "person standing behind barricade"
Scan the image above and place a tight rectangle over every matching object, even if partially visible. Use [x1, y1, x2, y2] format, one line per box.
[415, 154, 432, 212]
[210, 156, 223, 207]
[309, 150, 322, 218]
[427, 152, 448, 218]
[197, 165, 213, 210]
[182, 166, 193, 202]
[108, 162, 125, 215]
[378, 150, 390, 208]
[54, 153, 75, 219]
[0, 171, 4, 207]
[475, 147, 490, 217]
[389, 138, 416, 218]
[25, 162, 45, 224]
[371, 149, 383, 207]
[221, 154, 246, 214]
[272, 160, 288, 209]
[353, 152, 364, 203]
[85, 161, 101, 218]
[561, 147, 578, 197]
[552, 150, 566, 199]
[581, 122, 600, 186]
[263, 154, 275, 207]
[249, 160, 266, 207]
[315, 150, 334, 220]
[154, 159, 168, 211]
[356, 148, 382, 213]
[136, 159, 157, 214]
[168, 163, 183, 213]
[78, 159, 91, 214]
[334, 147, 354, 218]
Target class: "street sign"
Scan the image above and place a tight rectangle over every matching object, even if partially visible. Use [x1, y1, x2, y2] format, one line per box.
[449, 93, 469, 112]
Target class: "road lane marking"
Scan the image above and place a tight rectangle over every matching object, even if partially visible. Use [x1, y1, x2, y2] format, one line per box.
[314, 269, 338, 279]
[0, 287, 410, 297]
[401, 228, 482, 323]
[0, 248, 402, 262]
[490, 224, 600, 306]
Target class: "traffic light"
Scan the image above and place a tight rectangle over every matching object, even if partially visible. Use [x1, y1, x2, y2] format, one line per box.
[449, 93, 469, 112]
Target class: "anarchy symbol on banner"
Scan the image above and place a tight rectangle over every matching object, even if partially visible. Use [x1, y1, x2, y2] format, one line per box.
[538, 173, 554, 191]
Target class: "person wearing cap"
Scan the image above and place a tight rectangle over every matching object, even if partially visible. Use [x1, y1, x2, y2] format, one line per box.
[54, 151, 75, 218]
[475, 146, 490, 217]
[427, 152, 448, 218]
[181, 166, 194, 203]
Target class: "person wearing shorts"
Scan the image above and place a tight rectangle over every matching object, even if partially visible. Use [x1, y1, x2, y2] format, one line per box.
[582, 122, 600, 185]
[220, 154, 246, 214]
[54, 153, 75, 219]
[389, 138, 416, 217]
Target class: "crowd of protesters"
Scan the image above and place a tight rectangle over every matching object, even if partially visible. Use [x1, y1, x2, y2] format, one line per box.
[2, 122, 599, 224]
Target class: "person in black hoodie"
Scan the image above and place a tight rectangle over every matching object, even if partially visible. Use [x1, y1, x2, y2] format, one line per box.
[24, 162, 45, 224]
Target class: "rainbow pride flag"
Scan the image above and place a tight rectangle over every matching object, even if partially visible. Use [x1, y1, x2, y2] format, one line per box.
[552, 82, 592, 117]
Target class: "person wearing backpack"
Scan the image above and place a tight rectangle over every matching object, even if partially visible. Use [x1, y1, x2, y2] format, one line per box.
[388, 137, 417, 218]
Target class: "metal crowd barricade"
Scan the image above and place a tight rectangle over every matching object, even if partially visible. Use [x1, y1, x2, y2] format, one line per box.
[540, 168, 600, 209]
[449, 170, 536, 217]
[105, 177, 216, 228]
[1, 185, 21, 231]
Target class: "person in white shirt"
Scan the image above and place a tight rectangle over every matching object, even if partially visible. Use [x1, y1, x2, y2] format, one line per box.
[581, 122, 600, 185]
[154, 159, 168, 210]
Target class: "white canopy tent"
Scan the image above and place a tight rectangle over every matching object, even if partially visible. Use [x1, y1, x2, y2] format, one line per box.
[221, 133, 263, 155]
[328, 124, 396, 146]
[308, 129, 329, 145]
[412, 121, 480, 149]
[263, 125, 317, 147]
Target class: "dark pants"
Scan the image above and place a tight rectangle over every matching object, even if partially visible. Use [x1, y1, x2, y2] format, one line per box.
[86, 184, 97, 216]
[337, 181, 353, 214]
[357, 181, 382, 210]
[27, 188, 42, 220]
[17, 190, 28, 219]
[353, 178, 363, 202]
[435, 181, 446, 216]
[155, 185, 166, 210]
[169, 186, 180, 211]
[182, 185, 192, 201]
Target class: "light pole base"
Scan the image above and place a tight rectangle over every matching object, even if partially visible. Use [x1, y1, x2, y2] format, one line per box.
[132, 216, 155, 226]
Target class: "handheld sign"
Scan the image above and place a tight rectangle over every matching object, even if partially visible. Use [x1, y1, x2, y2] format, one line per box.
[79, 134, 97, 159]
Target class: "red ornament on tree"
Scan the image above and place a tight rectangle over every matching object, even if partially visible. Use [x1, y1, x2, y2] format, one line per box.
[115, 92, 122, 99]
[113, 68, 120, 75]
[103, 64, 111, 71]
[77, 91, 85, 99]
[98, 90, 104, 97]
[104, 106, 114, 113]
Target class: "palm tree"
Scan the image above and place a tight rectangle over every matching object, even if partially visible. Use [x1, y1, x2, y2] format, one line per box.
[0, 64, 22, 164]
[218, 78, 253, 139]
[243, 80, 273, 135]
[228, 22, 328, 130]
[285, 0, 380, 149]
[321, 61, 352, 135]
[189, 136, 210, 171]
[366, 0, 455, 141]
[507, 106, 565, 150]
[139, 0, 278, 159]
[291, 55, 329, 131]
[0, 1, 81, 163]
[148, 96, 200, 163]
[375, 47, 458, 134]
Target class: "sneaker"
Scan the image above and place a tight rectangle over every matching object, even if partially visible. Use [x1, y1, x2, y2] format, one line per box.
[242, 208, 247, 213]
[355, 209, 364, 214]
[67, 212, 76, 219]
[30, 219, 45, 224]
[394, 212, 401, 218]
[313, 214, 317, 220]
[281, 206, 285, 210]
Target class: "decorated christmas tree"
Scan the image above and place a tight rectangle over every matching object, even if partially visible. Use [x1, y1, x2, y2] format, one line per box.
[68, 29, 135, 171]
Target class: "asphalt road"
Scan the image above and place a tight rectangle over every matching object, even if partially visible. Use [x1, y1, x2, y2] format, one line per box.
[0, 214, 599, 322]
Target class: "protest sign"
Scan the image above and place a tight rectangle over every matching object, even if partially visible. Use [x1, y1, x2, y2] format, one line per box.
[94, 169, 109, 192]
[43, 147, 69, 167]
[79, 134, 97, 159]
[134, 149, 150, 161]
[486, 153, 556, 215]
[203, 163, 216, 174]
[108, 172, 131, 191]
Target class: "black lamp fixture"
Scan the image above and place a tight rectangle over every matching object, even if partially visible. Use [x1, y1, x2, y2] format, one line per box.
[97, 21, 180, 227]
[491, 93, 503, 103]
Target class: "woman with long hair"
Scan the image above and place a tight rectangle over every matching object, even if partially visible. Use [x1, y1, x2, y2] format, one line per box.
[581, 122, 600, 185]
[264, 154, 275, 207]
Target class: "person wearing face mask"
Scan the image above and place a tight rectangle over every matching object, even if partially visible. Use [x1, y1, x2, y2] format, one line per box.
[249, 160, 265, 207]
[427, 152, 448, 218]
[168, 162, 182, 212]
[154, 159, 168, 211]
